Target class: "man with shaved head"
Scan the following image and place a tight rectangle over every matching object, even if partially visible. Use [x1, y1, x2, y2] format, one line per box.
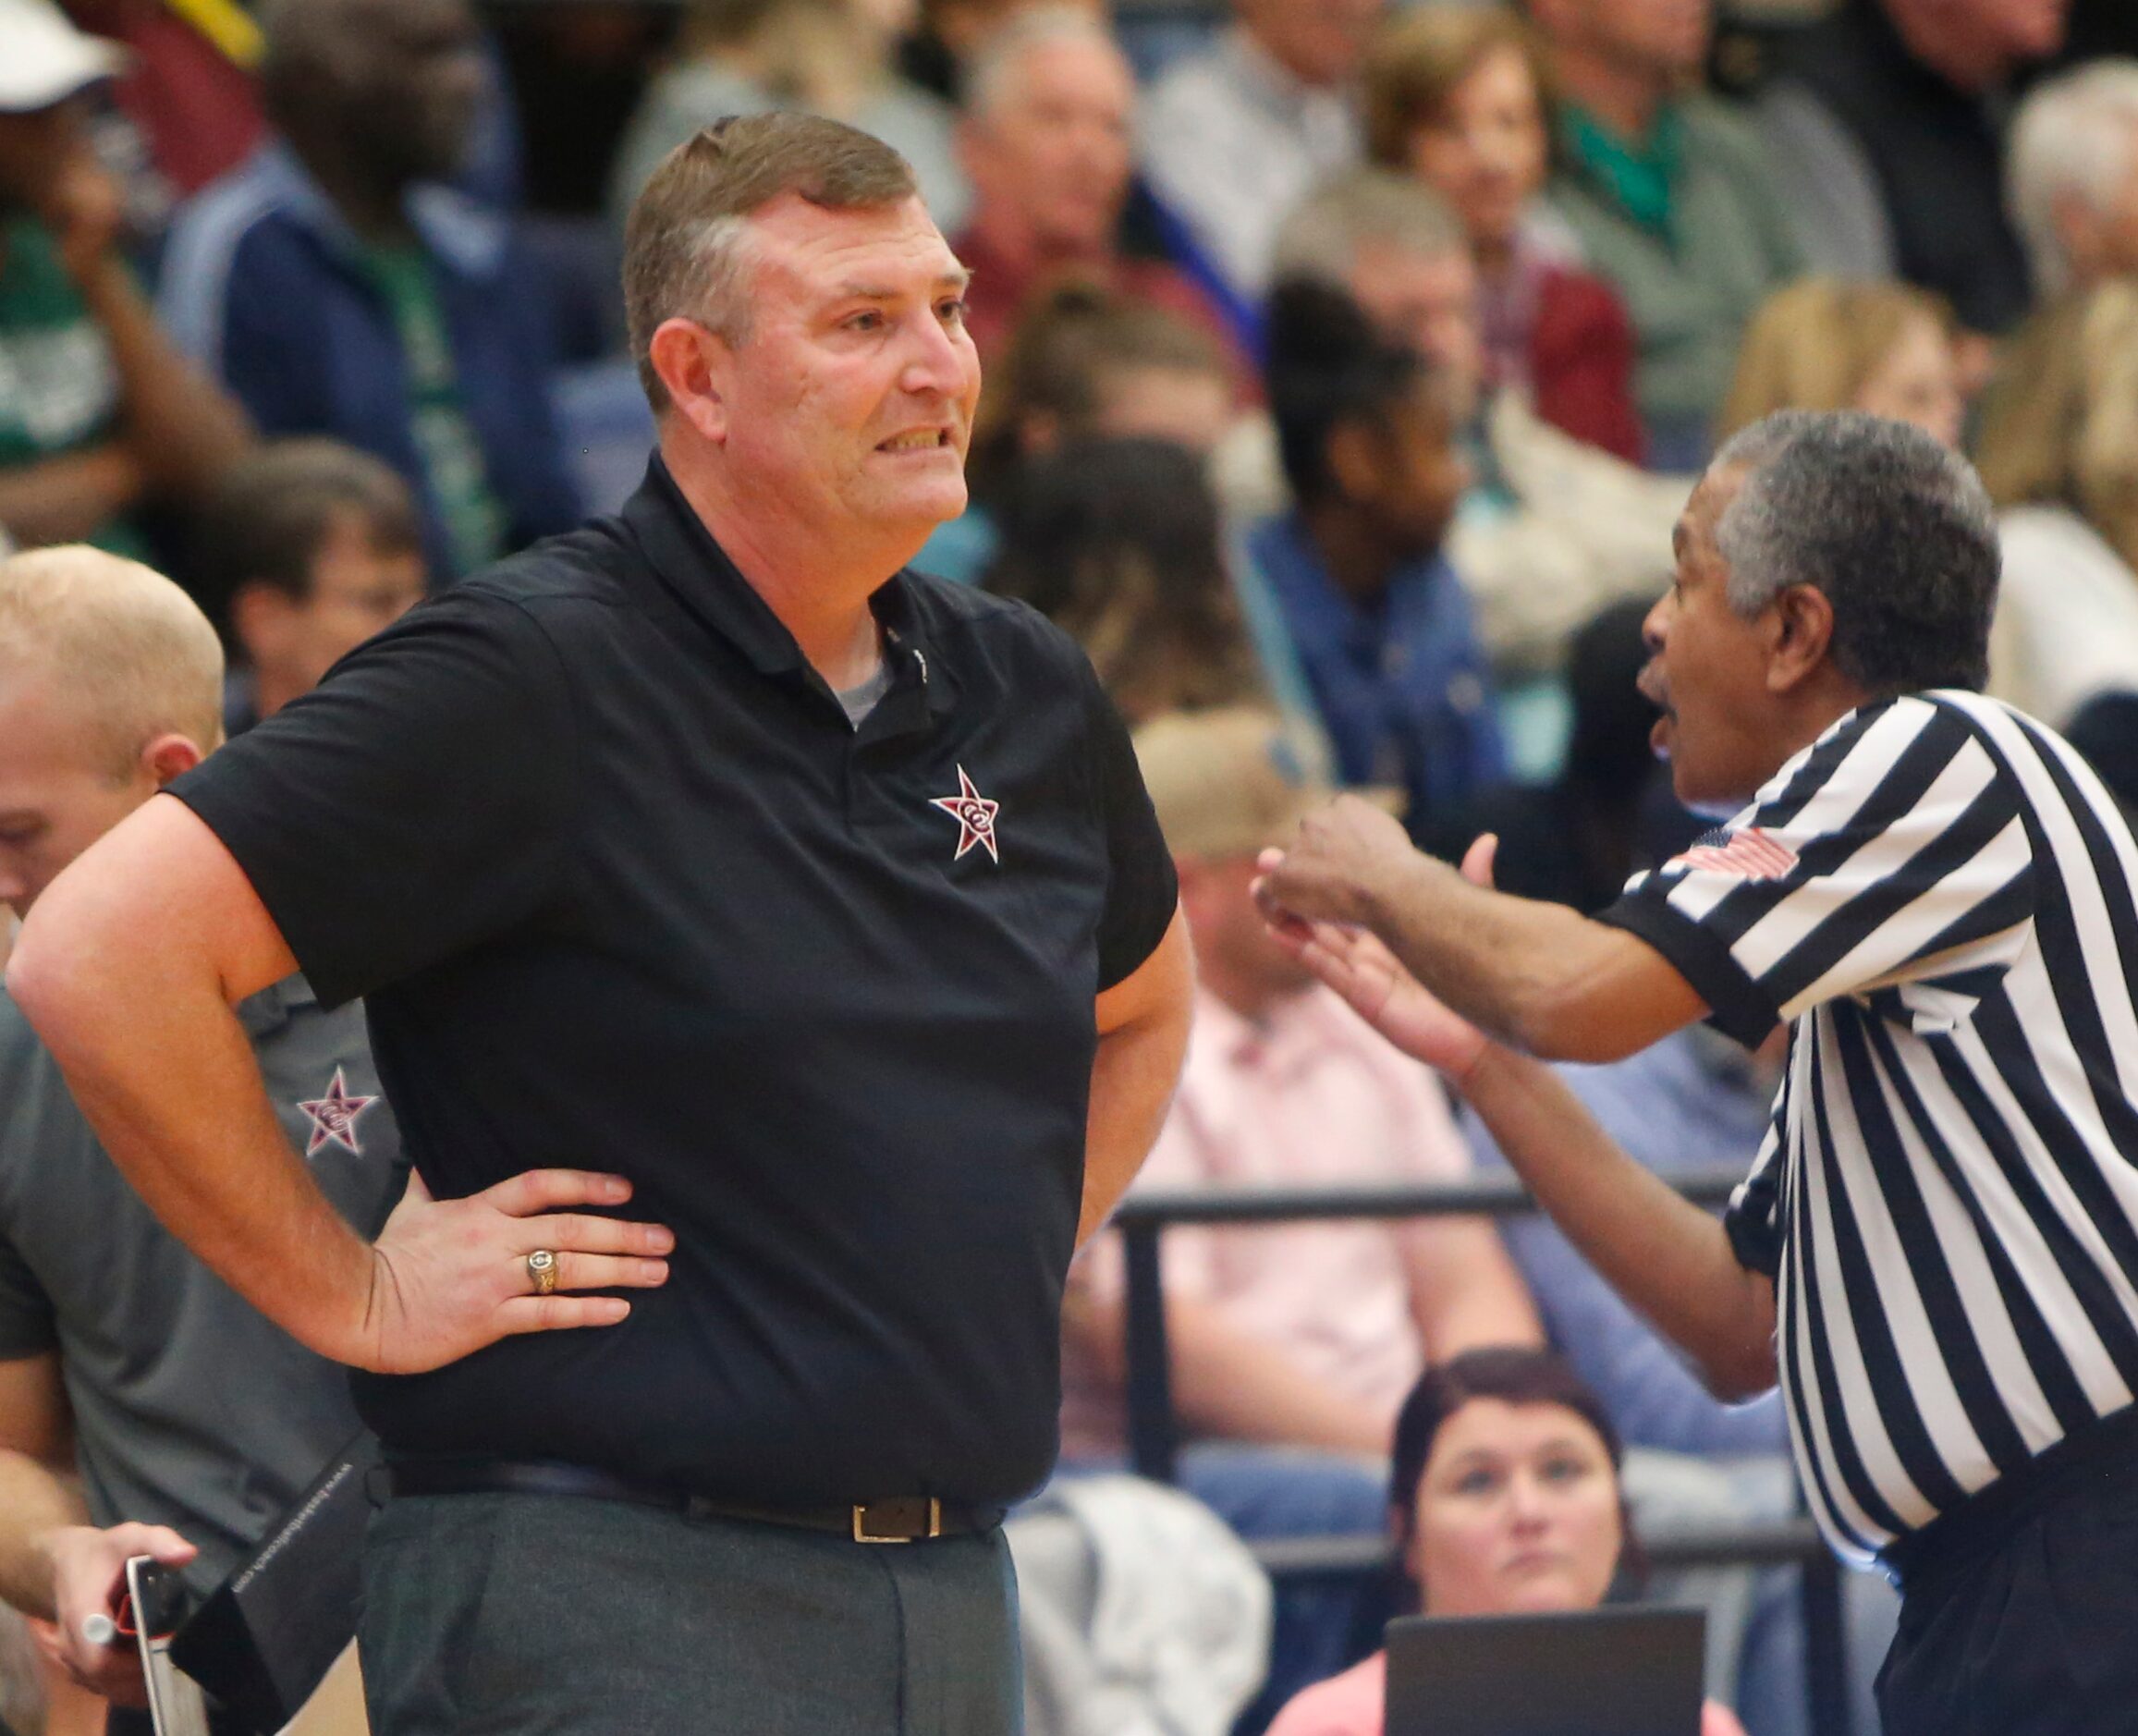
[0, 547, 638, 1730]
[948, 6, 1238, 368]
[156, 0, 579, 581]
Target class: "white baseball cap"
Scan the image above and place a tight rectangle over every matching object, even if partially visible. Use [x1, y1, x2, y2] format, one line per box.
[0, 0, 126, 115]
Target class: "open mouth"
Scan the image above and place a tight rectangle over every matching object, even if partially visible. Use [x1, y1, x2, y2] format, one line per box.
[876, 429, 954, 453]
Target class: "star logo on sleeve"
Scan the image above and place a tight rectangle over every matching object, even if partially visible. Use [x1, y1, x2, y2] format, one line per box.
[299, 1068, 378, 1157]
[929, 764, 1001, 863]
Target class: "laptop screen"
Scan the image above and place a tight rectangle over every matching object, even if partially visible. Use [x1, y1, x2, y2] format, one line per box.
[1385, 1605, 1705, 1736]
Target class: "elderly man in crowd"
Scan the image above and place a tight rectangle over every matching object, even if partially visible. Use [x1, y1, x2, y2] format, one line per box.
[10, 113, 1191, 1735]
[951, 6, 1236, 372]
[1064, 704, 1539, 1728]
[1261, 410, 2138, 1734]
[2008, 58, 2138, 300]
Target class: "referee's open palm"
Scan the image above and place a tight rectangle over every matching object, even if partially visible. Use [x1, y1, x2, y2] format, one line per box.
[356, 1169, 674, 1373]
[1262, 833, 1498, 1085]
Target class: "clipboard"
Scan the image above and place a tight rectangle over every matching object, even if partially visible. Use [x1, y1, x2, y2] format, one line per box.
[166, 1436, 377, 1735]
[120, 1556, 211, 1736]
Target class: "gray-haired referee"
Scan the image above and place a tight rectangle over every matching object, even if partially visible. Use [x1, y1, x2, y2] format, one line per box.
[1259, 410, 2138, 1736]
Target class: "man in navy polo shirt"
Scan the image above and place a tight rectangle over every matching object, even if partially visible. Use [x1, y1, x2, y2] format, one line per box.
[9, 113, 1192, 1735]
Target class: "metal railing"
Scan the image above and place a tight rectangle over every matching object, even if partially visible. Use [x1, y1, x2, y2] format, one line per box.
[1107, 1169, 1853, 1736]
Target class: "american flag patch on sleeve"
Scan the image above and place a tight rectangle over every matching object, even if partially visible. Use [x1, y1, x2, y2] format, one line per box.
[1667, 826, 1801, 881]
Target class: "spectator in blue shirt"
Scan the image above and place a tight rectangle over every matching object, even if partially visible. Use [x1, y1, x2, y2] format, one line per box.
[156, 0, 579, 582]
[1245, 278, 1507, 831]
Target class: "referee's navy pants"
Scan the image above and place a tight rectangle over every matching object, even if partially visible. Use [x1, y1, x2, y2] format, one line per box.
[358, 1491, 1022, 1735]
[1877, 1405, 2138, 1735]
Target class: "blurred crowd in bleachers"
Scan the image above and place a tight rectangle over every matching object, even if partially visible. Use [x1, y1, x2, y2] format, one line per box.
[6, 0, 2138, 1732]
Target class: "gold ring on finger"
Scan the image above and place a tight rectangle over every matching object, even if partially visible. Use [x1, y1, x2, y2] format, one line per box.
[526, 1249, 559, 1297]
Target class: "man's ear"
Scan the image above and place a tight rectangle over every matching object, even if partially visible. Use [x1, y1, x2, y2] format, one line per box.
[648, 318, 731, 445]
[140, 732, 207, 789]
[1764, 582, 1835, 694]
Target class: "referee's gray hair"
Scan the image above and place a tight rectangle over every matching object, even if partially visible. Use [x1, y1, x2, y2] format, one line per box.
[1270, 168, 1467, 290]
[963, 6, 1126, 119]
[1711, 410, 2000, 696]
[2008, 60, 2138, 296]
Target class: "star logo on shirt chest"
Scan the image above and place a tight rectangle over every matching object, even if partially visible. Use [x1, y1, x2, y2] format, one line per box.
[299, 1068, 377, 1157]
[930, 764, 1001, 864]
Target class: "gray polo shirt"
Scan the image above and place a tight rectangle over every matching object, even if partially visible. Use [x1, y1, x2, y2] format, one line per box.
[0, 978, 406, 1592]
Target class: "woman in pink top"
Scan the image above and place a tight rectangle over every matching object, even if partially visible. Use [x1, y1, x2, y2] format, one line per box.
[1265, 1349, 1747, 1736]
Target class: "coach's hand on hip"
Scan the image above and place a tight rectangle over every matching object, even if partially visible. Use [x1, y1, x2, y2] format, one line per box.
[359, 1168, 673, 1374]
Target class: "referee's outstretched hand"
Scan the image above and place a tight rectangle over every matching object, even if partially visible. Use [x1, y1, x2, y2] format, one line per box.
[355, 1169, 674, 1374]
[1252, 792, 1418, 929]
[1257, 832, 1498, 1086]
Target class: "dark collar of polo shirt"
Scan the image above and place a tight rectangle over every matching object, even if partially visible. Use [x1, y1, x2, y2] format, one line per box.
[617, 456, 962, 743]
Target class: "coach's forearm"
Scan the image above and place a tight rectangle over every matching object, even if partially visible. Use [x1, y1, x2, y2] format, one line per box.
[1080, 1008, 1191, 1246]
[1460, 1044, 1778, 1401]
[6, 929, 373, 1365]
[1080, 915, 1194, 1246]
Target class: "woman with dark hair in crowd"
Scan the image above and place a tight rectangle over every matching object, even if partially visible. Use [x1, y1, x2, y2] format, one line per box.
[1361, 6, 1643, 465]
[982, 435, 1264, 726]
[1266, 1348, 1747, 1736]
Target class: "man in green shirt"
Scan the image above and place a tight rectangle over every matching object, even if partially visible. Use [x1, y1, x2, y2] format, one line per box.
[0, 0, 251, 555]
[1527, 0, 1803, 469]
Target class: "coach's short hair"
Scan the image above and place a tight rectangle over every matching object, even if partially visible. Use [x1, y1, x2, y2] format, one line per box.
[622, 113, 919, 410]
[1711, 410, 1999, 697]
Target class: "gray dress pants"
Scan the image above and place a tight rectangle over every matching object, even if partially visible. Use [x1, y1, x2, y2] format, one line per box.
[360, 1492, 1022, 1735]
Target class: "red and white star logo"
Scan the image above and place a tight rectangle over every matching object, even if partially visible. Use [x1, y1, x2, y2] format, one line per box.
[930, 764, 1001, 863]
[298, 1068, 377, 1157]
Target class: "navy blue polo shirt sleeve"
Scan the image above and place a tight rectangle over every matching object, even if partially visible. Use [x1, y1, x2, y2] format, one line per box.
[168, 588, 578, 1010]
[1077, 657, 1178, 990]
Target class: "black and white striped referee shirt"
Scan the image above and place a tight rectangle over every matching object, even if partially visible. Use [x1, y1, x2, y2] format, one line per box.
[1600, 691, 2138, 1563]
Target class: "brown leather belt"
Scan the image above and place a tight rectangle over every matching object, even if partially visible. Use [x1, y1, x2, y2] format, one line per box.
[379, 1455, 1002, 1544]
